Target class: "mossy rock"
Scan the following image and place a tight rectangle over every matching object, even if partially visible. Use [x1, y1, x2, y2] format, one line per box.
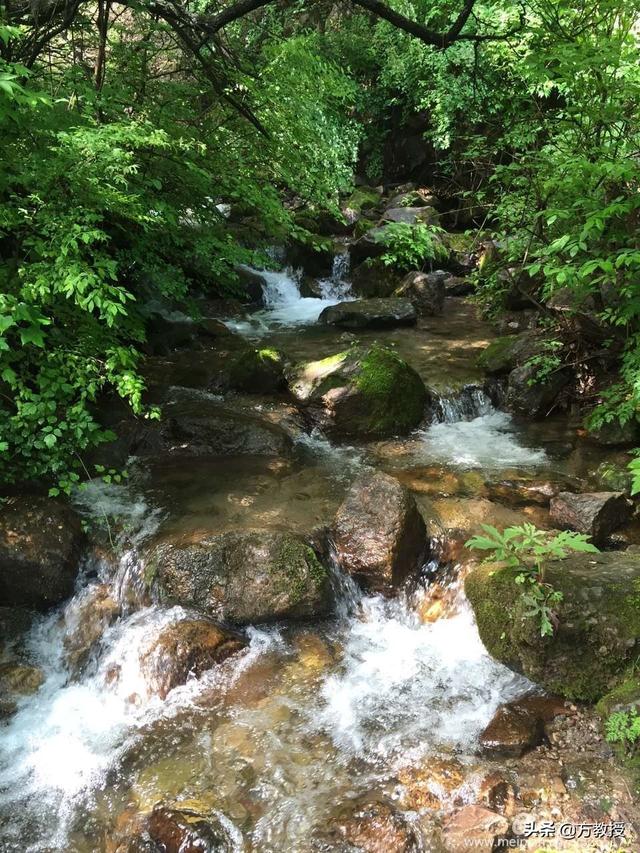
[344, 186, 383, 215]
[148, 530, 332, 625]
[288, 344, 428, 439]
[227, 346, 286, 393]
[477, 336, 519, 375]
[354, 217, 378, 239]
[596, 672, 640, 718]
[465, 551, 640, 702]
[350, 258, 403, 298]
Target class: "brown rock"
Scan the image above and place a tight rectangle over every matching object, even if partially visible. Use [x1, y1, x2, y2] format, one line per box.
[140, 619, 247, 698]
[0, 662, 44, 695]
[334, 472, 428, 591]
[148, 802, 235, 852]
[0, 496, 85, 609]
[549, 490, 632, 546]
[63, 583, 120, 674]
[442, 805, 509, 853]
[328, 798, 419, 853]
[478, 773, 517, 816]
[479, 703, 545, 758]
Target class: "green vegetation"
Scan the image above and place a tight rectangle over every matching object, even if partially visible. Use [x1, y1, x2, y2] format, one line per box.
[466, 523, 599, 637]
[606, 709, 640, 756]
[4, 0, 640, 484]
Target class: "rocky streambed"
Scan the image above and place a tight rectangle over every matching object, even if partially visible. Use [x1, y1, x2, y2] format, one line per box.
[1, 188, 640, 852]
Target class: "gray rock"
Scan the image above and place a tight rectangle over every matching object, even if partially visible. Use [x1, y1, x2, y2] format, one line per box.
[319, 298, 417, 329]
[381, 206, 439, 226]
[394, 270, 446, 316]
[505, 363, 570, 418]
[549, 491, 632, 546]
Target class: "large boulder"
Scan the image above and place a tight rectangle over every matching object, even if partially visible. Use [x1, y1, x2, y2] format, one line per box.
[0, 497, 85, 609]
[233, 266, 267, 306]
[140, 618, 246, 698]
[350, 258, 403, 298]
[132, 400, 294, 458]
[381, 206, 439, 226]
[319, 298, 416, 330]
[549, 491, 632, 546]
[477, 331, 541, 376]
[349, 225, 393, 266]
[146, 531, 332, 625]
[465, 551, 640, 701]
[505, 363, 570, 418]
[287, 345, 428, 439]
[225, 346, 286, 393]
[334, 472, 427, 592]
[394, 270, 446, 316]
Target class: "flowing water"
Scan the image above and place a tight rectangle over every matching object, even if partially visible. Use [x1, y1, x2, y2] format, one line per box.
[0, 257, 628, 851]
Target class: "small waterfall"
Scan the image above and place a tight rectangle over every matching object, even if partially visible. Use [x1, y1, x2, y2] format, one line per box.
[432, 385, 493, 424]
[330, 250, 350, 283]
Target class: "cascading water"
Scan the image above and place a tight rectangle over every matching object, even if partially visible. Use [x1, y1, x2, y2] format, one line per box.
[226, 256, 352, 336]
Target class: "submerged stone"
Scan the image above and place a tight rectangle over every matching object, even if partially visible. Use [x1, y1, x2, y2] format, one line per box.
[287, 345, 428, 439]
[325, 797, 420, 853]
[442, 805, 509, 853]
[148, 801, 236, 852]
[147, 530, 332, 625]
[333, 471, 428, 592]
[140, 618, 246, 699]
[465, 551, 640, 701]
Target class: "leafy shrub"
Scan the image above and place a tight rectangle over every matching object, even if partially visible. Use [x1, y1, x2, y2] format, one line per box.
[379, 223, 448, 271]
[466, 523, 599, 637]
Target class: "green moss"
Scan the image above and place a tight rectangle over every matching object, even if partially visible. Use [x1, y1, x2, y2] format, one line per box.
[354, 345, 427, 436]
[354, 217, 377, 239]
[345, 186, 381, 213]
[597, 672, 640, 717]
[477, 336, 518, 375]
[273, 536, 327, 605]
[227, 346, 285, 393]
[464, 563, 520, 664]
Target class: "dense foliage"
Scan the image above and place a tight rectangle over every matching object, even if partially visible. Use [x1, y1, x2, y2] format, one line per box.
[2, 0, 640, 487]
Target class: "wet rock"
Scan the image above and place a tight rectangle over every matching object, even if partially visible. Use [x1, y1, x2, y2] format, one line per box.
[398, 756, 465, 811]
[0, 496, 85, 610]
[286, 236, 335, 277]
[477, 331, 541, 376]
[505, 363, 570, 419]
[444, 275, 473, 297]
[549, 491, 632, 546]
[477, 773, 517, 816]
[233, 265, 267, 306]
[465, 551, 640, 701]
[133, 399, 294, 458]
[586, 418, 640, 447]
[225, 346, 286, 393]
[326, 797, 420, 853]
[148, 530, 332, 625]
[442, 805, 509, 853]
[385, 188, 441, 210]
[479, 703, 545, 757]
[287, 345, 428, 439]
[344, 186, 384, 217]
[299, 276, 324, 298]
[485, 477, 559, 507]
[350, 258, 403, 298]
[148, 802, 236, 853]
[333, 471, 427, 592]
[140, 618, 246, 699]
[394, 270, 446, 316]
[63, 582, 120, 674]
[0, 662, 44, 695]
[349, 225, 394, 265]
[381, 206, 439, 226]
[319, 298, 417, 330]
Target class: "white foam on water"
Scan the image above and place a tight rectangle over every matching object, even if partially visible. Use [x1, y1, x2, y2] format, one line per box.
[0, 605, 277, 851]
[316, 593, 531, 763]
[226, 265, 352, 335]
[419, 410, 547, 468]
